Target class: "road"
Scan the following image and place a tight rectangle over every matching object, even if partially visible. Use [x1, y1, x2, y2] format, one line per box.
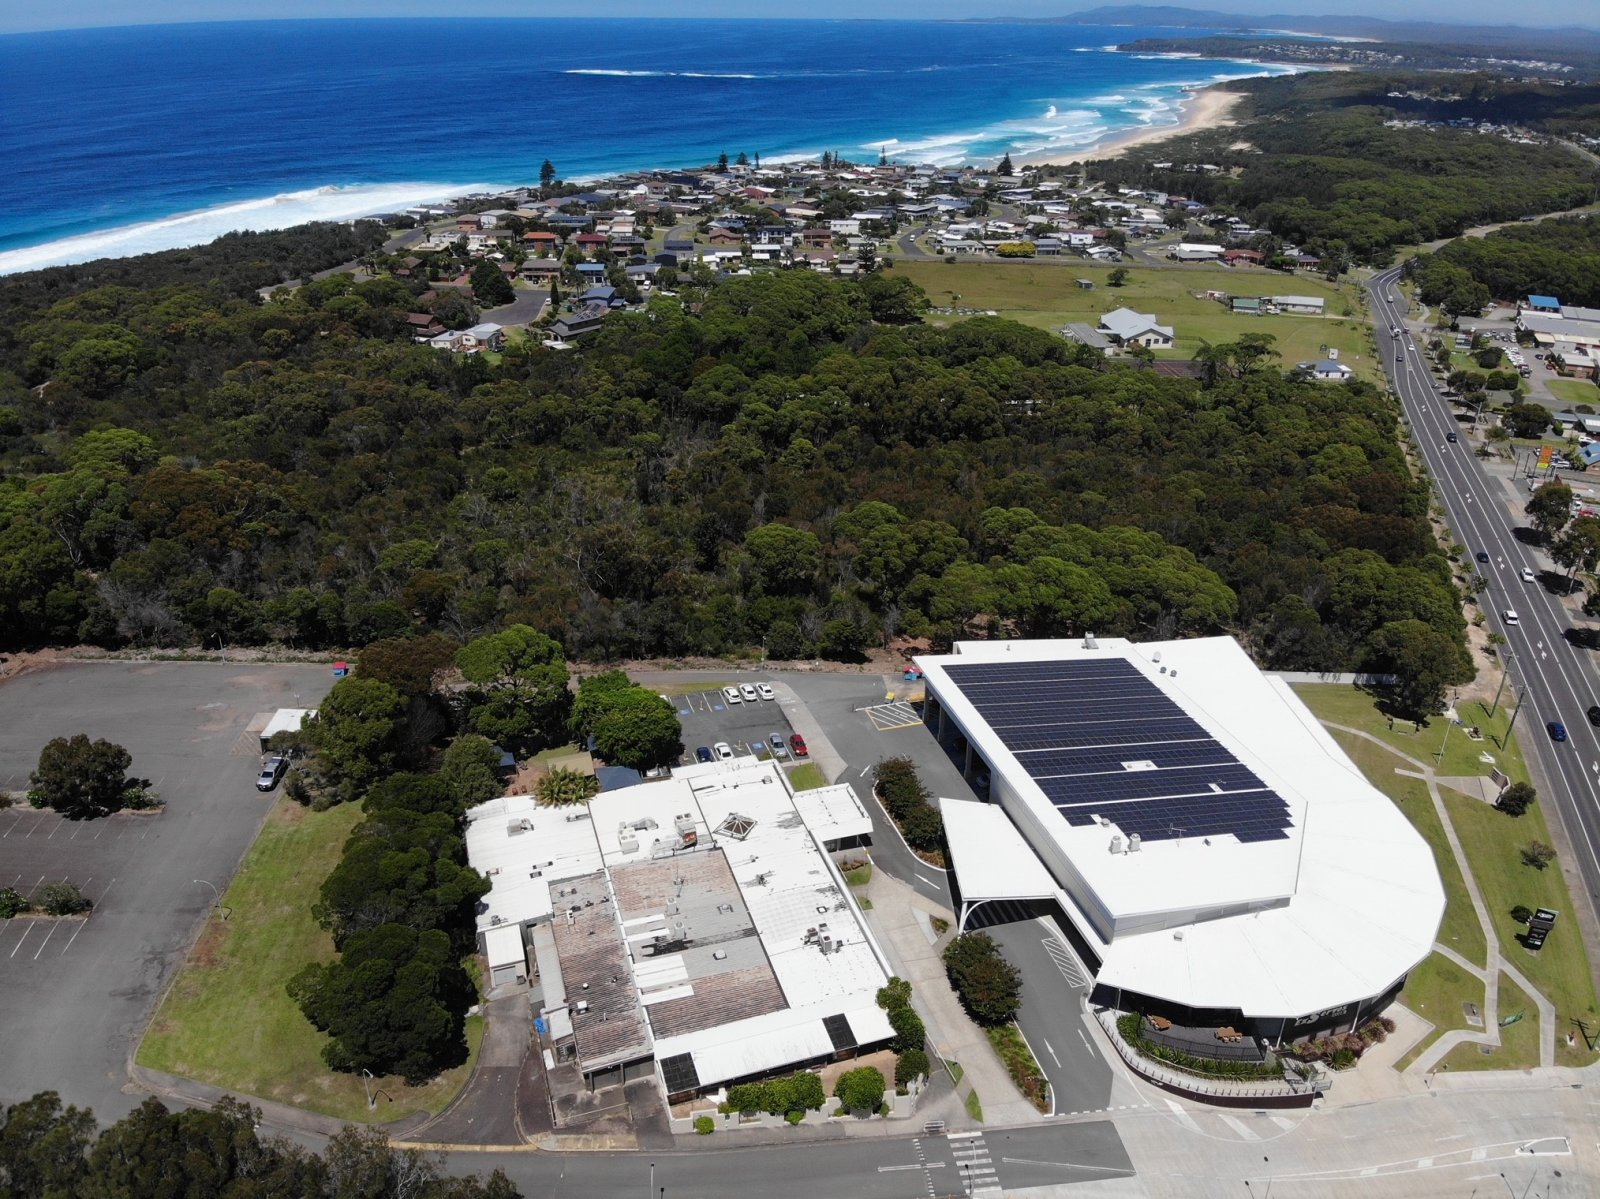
[1370, 267, 1600, 959]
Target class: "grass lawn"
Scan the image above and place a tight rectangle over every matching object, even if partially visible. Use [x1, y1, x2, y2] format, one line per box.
[787, 762, 828, 790]
[1294, 683, 1528, 783]
[1296, 684, 1599, 1067]
[1394, 952, 1485, 1070]
[845, 862, 873, 887]
[137, 800, 484, 1122]
[897, 259, 1380, 381]
[1440, 973, 1542, 1072]
[964, 1087, 984, 1122]
[1328, 731, 1485, 966]
[1547, 378, 1600, 408]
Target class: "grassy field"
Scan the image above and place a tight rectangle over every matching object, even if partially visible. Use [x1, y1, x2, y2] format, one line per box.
[137, 800, 484, 1122]
[896, 259, 1380, 380]
[1295, 683, 1527, 783]
[1394, 952, 1485, 1070]
[1296, 683, 1599, 1067]
[1547, 377, 1600, 408]
[1440, 973, 1542, 1072]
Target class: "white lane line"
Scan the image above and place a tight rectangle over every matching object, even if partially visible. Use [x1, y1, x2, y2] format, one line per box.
[46, 819, 62, 840]
[1041, 1037, 1061, 1066]
[915, 870, 940, 887]
[878, 1162, 946, 1172]
[859, 765, 871, 777]
[9, 922, 37, 958]
[31, 920, 61, 959]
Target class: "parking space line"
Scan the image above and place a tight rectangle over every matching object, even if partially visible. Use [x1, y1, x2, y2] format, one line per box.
[46, 818, 63, 839]
[0, 815, 20, 838]
[9, 921, 36, 958]
[31, 920, 62, 960]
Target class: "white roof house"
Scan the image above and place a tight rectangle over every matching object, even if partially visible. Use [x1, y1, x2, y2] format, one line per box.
[1098, 307, 1175, 348]
[916, 636, 1444, 1030]
[1272, 295, 1326, 314]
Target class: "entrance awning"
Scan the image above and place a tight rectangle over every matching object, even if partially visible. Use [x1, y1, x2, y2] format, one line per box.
[938, 798, 1060, 931]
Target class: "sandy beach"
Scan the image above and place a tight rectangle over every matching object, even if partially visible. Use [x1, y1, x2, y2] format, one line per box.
[1018, 87, 1245, 167]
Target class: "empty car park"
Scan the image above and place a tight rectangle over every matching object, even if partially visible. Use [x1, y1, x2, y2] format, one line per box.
[0, 660, 333, 1119]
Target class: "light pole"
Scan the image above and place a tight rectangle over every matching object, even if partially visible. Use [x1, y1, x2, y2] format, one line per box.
[1489, 649, 1514, 716]
[1502, 686, 1528, 751]
[1436, 692, 1458, 764]
[193, 879, 228, 921]
[362, 1068, 376, 1110]
[649, 1162, 654, 1198]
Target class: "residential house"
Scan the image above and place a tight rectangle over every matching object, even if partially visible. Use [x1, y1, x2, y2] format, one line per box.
[1301, 359, 1353, 381]
[1170, 242, 1224, 262]
[575, 262, 608, 282]
[404, 312, 445, 340]
[579, 285, 625, 308]
[522, 230, 561, 253]
[624, 263, 661, 288]
[461, 323, 506, 352]
[520, 259, 563, 284]
[707, 228, 744, 246]
[1221, 248, 1264, 266]
[573, 232, 609, 256]
[551, 303, 609, 341]
[800, 228, 834, 247]
[456, 214, 482, 233]
[1062, 324, 1112, 353]
[1097, 307, 1175, 350]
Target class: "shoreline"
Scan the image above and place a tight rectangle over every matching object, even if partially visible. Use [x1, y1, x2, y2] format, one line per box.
[1017, 86, 1246, 167]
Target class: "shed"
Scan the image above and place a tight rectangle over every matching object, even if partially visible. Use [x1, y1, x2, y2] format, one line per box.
[1075, 278, 1094, 290]
[485, 924, 528, 990]
[1528, 295, 1561, 313]
[259, 708, 315, 753]
[1229, 296, 1262, 315]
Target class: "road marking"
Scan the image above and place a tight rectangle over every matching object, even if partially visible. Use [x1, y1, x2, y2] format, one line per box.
[859, 765, 872, 777]
[878, 1162, 945, 1172]
[1217, 1113, 1260, 1141]
[46, 819, 62, 839]
[914, 870, 940, 888]
[1040, 935, 1089, 987]
[1077, 1028, 1092, 1052]
[31, 920, 61, 959]
[1041, 1037, 1061, 1066]
[9, 922, 36, 958]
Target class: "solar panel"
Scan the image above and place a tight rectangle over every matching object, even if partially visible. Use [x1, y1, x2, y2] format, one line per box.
[823, 1013, 857, 1051]
[659, 1052, 700, 1095]
[944, 657, 1294, 844]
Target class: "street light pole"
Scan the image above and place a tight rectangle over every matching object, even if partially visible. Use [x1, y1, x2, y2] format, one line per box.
[1436, 692, 1458, 765]
[362, 1068, 376, 1111]
[193, 879, 228, 921]
[1489, 649, 1514, 716]
[1503, 687, 1528, 750]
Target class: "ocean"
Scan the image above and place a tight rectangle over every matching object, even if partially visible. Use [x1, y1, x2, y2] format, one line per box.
[0, 18, 1293, 273]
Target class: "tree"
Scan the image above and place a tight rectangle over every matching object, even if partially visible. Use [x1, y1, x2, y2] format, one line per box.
[996, 152, 1014, 176]
[1553, 515, 1600, 582]
[568, 670, 638, 739]
[35, 882, 91, 916]
[356, 633, 460, 696]
[1367, 619, 1461, 720]
[1511, 904, 1535, 925]
[288, 924, 474, 1083]
[1107, 267, 1129, 287]
[736, 151, 749, 167]
[943, 932, 1022, 1025]
[539, 159, 556, 188]
[470, 260, 514, 308]
[876, 976, 913, 1010]
[28, 735, 133, 819]
[834, 1066, 886, 1113]
[456, 625, 571, 753]
[0, 888, 26, 918]
[887, 1003, 926, 1053]
[439, 735, 505, 808]
[537, 765, 599, 807]
[310, 677, 404, 797]
[1497, 781, 1537, 817]
[745, 523, 822, 594]
[0, 1091, 94, 1198]
[895, 1049, 930, 1086]
[591, 691, 683, 769]
[1520, 840, 1556, 869]
[1503, 402, 1554, 439]
[1526, 481, 1574, 543]
[718, 151, 730, 171]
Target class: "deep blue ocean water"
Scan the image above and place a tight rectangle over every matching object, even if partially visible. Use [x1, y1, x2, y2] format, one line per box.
[0, 18, 1291, 271]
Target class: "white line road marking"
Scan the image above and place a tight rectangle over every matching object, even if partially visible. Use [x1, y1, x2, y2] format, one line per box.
[1041, 1037, 1061, 1066]
[31, 920, 61, 959]
[1217, 1113, 1260, 1141]
[9, 922, 36, 958]
[859, 765, 871, 777]
[878, 1162, 945, 1172]
[1077, 1028, 1092, 1052]
[915, 871, 940, 887]
[46, 819, 62, 839]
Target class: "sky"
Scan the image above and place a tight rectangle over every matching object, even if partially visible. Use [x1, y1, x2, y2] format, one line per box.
[0, 0, 1585, 36]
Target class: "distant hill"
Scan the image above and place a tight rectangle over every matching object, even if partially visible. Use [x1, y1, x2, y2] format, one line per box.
[1016, 6, 1600, 51]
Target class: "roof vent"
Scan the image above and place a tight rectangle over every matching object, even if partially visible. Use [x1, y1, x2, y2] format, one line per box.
[1129, 833, 1142, 853]
[1109, 835, 1123, 854]
[1083, 633, 1099, 650]
[1152, 651, 1162, 663]
[1173, 930, 1184, 941]
[1170, 669, 1178, 678]
[1159, 666, 1167, 674]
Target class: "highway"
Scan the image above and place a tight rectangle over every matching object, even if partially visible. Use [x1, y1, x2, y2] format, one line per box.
[1369, 267, 1600, 957]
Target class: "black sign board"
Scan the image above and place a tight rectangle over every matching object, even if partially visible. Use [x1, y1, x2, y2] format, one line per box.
[1526, 907, 1559, 951]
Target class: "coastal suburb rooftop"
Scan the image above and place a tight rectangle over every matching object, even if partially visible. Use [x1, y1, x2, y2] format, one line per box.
[917, 636, 1445, 1023]
[465, 760, 890, 1096]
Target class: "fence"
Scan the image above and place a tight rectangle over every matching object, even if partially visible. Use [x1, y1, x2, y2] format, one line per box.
[1096, 1010, 1326, 1108]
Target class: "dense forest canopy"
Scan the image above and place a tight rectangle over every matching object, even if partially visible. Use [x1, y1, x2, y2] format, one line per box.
[0, 224, 1467, 680]
[1412, 216, 1600, 308]
[1087, 73, 1600, 265]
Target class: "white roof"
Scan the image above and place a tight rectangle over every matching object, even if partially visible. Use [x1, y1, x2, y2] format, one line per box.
[1273, 295, 1324, 307]
[465, 323, 503, 338]
[1098, 307, 1172, 341]
[1177, 242, 1225, 254]
[464, 795, 604, 932]
[789, 783, 874, 844]
[653, 1001, 893, 1090]
[916, 637, 1444, 1019]
[938, 798, 1059, 901]
[484, 923, 525, 970]
[260, 708, 314, 741]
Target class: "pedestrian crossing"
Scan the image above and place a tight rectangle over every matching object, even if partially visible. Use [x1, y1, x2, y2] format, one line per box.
[947, 1131, 1002, 1197]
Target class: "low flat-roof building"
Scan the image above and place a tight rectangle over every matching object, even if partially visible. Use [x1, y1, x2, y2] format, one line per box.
[916, 636, 1443, 1045]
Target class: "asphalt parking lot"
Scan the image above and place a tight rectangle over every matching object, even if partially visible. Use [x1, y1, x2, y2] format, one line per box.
[0, 660, 334, 1119]
[668, 681, 802, 764]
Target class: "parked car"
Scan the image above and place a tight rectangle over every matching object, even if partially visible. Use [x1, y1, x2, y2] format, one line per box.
[756, 682, 776, 701]
[695, 746, 714, 763]
[722, 685, 742, 705]
[256, 754, 289, 792]
[714, 741, 735, 760]
[1547, 720, 1569, 743]
[739, 683, 759, 702]
[788, 733, 809, 758]
[769, 734, 789, 759]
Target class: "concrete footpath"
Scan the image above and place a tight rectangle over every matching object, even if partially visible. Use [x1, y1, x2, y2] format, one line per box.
[857, 868, 1044, 1128]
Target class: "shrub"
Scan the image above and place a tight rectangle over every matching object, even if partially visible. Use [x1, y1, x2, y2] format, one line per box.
[1497, 782, 1536, 817]
[900, 804, 946, 852]
[1331, 1048, 1358, 1069]
[888, 1004, 926, 1053]
[726, 1082, 771, 1114]
[1511, 904, 1534, 925]
[895, 1048, 930, 1086]
[986, 1023, 1049, 1113]
[943, 933, 1022, 1026]
[785, 1109, 805, 1125]
[694, 1115, 714, 1135]
[834, 1066, 887, 1113]
[876, 976, 913, 1011]
[35, 881, 92, 916]
[1520, 840, 1556, 869]
[0, 887, 28, 918]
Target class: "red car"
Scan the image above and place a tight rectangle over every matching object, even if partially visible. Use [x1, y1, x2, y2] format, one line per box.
[788, 733, 808, 758]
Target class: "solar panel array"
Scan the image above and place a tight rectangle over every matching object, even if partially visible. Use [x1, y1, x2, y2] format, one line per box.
[942, 657, 1293, 844]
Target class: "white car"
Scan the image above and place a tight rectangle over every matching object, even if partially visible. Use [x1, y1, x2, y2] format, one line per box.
[714, 741, 735, 760]
[1522, 567, 1536, 583]
[722, 686, 742, 705]
[739, 683, 759, 702]
[1503, 609, 1520, 625]
[756, 682, 776, 701]
[769, 734, 789, 759]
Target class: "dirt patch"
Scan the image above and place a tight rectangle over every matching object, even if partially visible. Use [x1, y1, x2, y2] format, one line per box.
[0, 649, 66, 684]
[188, 918, 230, 970]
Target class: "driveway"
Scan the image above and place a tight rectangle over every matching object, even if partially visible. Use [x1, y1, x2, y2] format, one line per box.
[0, 660, 334, 1119]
